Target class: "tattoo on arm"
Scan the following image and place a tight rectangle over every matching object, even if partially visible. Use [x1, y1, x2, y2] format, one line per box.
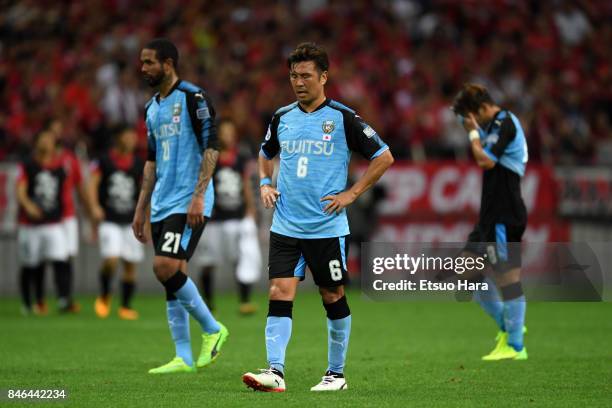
[136, 161, 156, 209]
[194, 148, 219, 198]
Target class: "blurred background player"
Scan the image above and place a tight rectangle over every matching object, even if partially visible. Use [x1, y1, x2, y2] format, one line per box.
[193, 118, 261, 315]
[452, 83, 529, 361]
[16, 130, 69, 315]
[89, 126, 144, 320]
[48, 119, 93, 313]
[242, 43, 394, 393]
[132, 38, 228, 374]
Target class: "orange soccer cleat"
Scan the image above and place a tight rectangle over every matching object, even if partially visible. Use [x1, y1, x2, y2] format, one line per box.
[94, 296, 111, 318]
[118, 307, 139, 320]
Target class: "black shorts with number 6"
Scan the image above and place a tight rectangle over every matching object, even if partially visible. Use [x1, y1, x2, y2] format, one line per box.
[151, 214, 207, 261]
[268, 231, 349, 287]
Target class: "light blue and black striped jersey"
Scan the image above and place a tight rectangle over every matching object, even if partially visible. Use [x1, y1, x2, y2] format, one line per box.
[145, 79, 217, 222]
[480, 110, 528, 177]
[260, 98, 389, 239]
[479, 109, 528, 226]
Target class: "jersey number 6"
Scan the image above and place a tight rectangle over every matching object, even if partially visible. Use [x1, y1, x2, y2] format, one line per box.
[297, 156, 308, 178]
[329, 260, 342, 281]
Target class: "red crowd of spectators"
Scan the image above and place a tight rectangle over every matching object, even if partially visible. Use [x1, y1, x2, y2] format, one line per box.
[1, 0, 611, 164]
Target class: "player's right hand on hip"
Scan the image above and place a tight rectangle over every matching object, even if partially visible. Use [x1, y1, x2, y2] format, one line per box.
[260, 185, 280, 209]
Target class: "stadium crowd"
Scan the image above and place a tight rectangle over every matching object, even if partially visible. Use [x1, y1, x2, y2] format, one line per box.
[1, 0, 611, 164]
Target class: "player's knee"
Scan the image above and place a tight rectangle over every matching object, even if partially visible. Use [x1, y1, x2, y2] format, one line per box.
[268, 282, 294, 301]
[319, 286, 344, 304]
[153, 258, 178, 282]
[102, 258, 119, 274]
[495, 267, 521, 288]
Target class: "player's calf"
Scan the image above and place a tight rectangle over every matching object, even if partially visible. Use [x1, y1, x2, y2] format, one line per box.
[318, 294, 351, 391]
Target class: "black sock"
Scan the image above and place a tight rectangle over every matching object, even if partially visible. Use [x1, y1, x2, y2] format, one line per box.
[200, 267, 214, 309]
[20, 267, 34, 309]
[65, 260, 74, 300]
[271, 367, 284, 378]
[53, 261, 71, 307]
[238, 283, 252, 303]
[121, 281, 135, 308]
[165, 287, 177, 301]
[100, 265, 113, 298]
[501, 281, 524, 301]
[325, 370, 344, 378]
[32, 264, 45, 304]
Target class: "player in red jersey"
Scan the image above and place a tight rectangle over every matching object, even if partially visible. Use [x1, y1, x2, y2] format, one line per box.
[16, 130, 70, 315]
[89, 127, 144, 320]
[47, 119, 94, 313]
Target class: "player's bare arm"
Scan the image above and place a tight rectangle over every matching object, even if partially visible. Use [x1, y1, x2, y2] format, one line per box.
[88, 171, 105, 224]
[16, 180, 43, 220]
[321, 150, 394, 215]
[243, 168, 257, 218]
[87, 171, 104, 241]
[132, 160, 156, 243]
[258, 153, 280, 209]
[464, 113, 495, 170]
[187, 147, 218, 228]
[76, 180, 96, 221]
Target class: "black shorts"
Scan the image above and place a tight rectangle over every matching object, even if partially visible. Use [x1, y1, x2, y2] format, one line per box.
[268, 231, 349, 287]
[464, 222, 525, 272]
[151, 214, 206, 261]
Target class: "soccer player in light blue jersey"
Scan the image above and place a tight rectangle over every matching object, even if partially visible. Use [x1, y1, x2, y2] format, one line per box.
[242, 43, 394, 392]
[451, 83, 529, 361]
[132, 39, 228, 374]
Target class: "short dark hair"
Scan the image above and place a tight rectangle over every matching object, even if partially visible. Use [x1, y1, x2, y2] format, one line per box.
[452, 83, 495, 116]
[145, 38, 179, 69]
[287, 42, 329, 73]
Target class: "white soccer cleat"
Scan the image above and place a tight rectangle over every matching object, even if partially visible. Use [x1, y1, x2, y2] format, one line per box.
[242, 368, 286, 392]
[310, 371, 348, 391]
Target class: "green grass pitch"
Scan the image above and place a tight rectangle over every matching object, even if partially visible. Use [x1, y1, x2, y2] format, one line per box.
[1, 291, 610, 407]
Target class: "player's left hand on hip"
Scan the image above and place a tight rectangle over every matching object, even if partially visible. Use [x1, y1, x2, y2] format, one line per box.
[321, 191, 356, 215]
[187, 197, 205, 227]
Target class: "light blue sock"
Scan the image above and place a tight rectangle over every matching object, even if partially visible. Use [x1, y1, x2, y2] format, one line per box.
[327, 315, 351, 374]
[166, 300, 192, 366]
[266, 317, 292, 374]
[504, 296, 526, 351]
[175, 277, 220, 334]
[473, 277, 505, 331]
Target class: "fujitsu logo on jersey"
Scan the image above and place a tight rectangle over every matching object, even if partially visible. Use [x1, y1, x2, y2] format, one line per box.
[153, 123, 181, 139]
[280, 140, 334, 156]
